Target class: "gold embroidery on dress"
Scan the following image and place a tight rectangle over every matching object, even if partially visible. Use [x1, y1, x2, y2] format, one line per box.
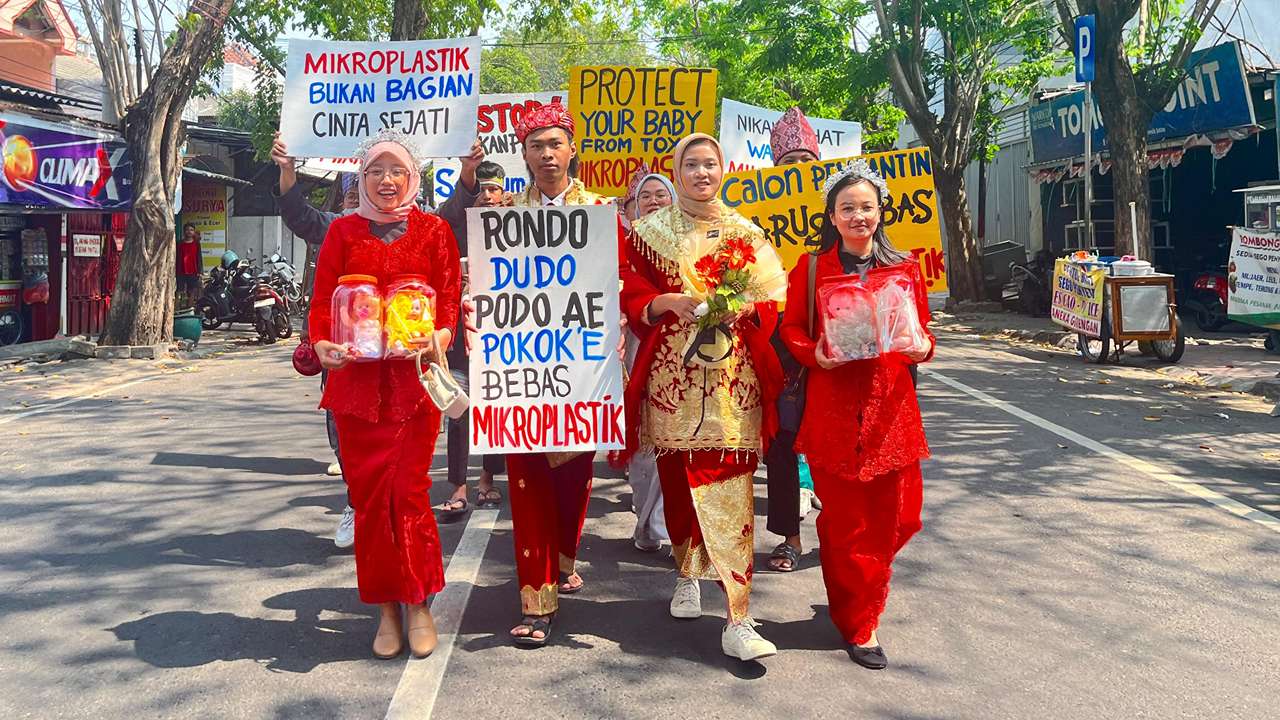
[520, 582, 559, 615]
[689, 472, 756, 622]
[514, 178, 609, 208]
[558, 552, 576, 575]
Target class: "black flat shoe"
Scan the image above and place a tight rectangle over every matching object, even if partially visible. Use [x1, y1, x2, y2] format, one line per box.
[847, 643, 888, 669]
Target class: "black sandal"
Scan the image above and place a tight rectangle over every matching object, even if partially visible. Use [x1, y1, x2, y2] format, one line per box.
[768, 542, 800, 572]
[558, 572, 584, 595]
[511, 614, 553, 647]
[476, 488, 503, 508]
[437, 497, 469, 518]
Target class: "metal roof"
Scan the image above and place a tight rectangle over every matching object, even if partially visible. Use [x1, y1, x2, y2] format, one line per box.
[182, 166, 252, 187]
[0, 79, 99, 110]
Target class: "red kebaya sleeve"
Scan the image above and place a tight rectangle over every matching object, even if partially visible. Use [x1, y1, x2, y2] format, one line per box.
[907, 261, 937, 364]
[619, 229, 663, 340]
[431, 219, 462, 347]
[780, 259, 820, 369]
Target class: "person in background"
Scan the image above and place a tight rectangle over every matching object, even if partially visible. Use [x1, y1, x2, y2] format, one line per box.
[765, 107, 823, 574]
[307, 129, 462, 660]
[176, 224, 203, 308]
[439, 161, 508, 519]
[272, 132, 485, 548]
[779, 161, 933, 670]
[618, 165, 675, 553]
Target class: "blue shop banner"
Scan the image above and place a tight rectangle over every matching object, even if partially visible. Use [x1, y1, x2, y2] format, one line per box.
[1029, 41, 1256, 164]
[0, 112, 133, 210]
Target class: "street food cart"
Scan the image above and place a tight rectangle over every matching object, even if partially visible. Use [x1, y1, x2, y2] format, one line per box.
[1050, 254, 1185, 364]
[1228, 184, 1280, 353]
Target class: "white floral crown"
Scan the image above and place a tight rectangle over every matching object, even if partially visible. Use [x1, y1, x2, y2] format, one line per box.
[821, 159, 890, 204]
[354, 128, 428, 169]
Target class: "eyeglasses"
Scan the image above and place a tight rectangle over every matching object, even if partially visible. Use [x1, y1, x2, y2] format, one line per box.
[364, 167, 412, 181]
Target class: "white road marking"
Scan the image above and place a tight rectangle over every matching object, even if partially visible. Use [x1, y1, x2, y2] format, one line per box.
[385, 507, 499, 719]
[922, 367, 1280, 535]
[0, 375, 164, 426]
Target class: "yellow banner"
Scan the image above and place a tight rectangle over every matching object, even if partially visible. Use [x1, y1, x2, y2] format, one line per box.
[181, 181, 228, 272]
[1049, 259, 1106, 335]
[719, 147, 947, 293]
[570, 66, 718, 196]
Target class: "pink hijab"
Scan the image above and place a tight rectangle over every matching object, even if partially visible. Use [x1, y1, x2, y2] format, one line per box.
[357, 141, 421, 223]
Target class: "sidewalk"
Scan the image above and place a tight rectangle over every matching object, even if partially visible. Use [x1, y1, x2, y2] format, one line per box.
[933, 307, 1280, 399]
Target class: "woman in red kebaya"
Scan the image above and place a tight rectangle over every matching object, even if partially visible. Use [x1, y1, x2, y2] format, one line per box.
[307, 130, 461, 660]
[780, 161, 934, 670]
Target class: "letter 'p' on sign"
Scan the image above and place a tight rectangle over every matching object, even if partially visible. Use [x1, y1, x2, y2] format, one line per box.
[1074, 15, 1095, 83]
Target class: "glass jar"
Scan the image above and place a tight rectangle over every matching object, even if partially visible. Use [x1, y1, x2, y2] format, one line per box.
[383, 275, 437, 358]
[331, 274, 383, 361]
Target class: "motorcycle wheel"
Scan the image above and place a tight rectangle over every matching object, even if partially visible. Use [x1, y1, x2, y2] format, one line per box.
[196, 299, 222, 330]
[1265, 330, 1279, 354]
[1194, 305, 1225, 332]
[255, 313, 277, 345]
[0, 309, 22, 346]
[273, 307, 293, 339]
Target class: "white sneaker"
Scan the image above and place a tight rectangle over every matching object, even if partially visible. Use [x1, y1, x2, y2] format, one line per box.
[326, 462, 342, 477]
[669, 577, 701, 619]
[334, 505, 355, 548]
[721, 618, 777, 661]
[799, 488, 814, 520]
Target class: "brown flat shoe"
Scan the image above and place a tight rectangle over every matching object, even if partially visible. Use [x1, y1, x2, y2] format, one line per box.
[406, 604, 438, 658]
[372, 612, 404, 659]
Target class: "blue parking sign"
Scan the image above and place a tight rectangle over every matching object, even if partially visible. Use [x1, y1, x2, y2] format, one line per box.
[1075, 15, 1095, 83]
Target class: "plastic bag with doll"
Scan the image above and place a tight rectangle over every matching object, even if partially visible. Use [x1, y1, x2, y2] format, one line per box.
[332, 274, 383, 361]
[817, 278, 880, 361]
[865, 268, 930, 358]
[383, 276, 436, 358]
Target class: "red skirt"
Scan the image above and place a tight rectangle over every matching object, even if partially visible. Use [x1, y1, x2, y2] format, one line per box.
[334, 409, 445, 605]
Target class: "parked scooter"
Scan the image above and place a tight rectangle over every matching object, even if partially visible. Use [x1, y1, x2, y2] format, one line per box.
[264, 252, 304, 313]
[1185, 267, 1229, 332]
[1002, 250, 1053, 317]
[195, 251, 292, 343]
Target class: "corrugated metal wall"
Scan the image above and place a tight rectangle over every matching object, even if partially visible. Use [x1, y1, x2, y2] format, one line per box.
[965, 107, 1035, 251]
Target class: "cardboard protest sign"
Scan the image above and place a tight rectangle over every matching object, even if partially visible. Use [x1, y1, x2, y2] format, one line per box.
[433, 91, 565, 201]
[570, 66, 718, 196]
[1050, 259, 1106, 335]
[719, 147, 948, 293]
[719, 99, 863, 172]
[280, 37, 481, 160]
[466, 204, 624, 454]
[1227, 227, 1280, 329]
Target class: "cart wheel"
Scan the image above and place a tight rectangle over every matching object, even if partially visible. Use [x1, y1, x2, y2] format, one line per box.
[1151, 317, 1186, 363]
[1137, 341, 1155, 356]
[0, 309, 21, 346]
[1078, 314, 1111, 364]
[1265, 330, 1279, 354]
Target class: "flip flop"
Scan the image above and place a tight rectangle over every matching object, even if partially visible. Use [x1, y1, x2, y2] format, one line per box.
[437, 497, 469, 518]
[476, 488, 503, 508]
[511, 614, 553, 647]
[768, 542, 800, 572]
[558, 572, 585, 595]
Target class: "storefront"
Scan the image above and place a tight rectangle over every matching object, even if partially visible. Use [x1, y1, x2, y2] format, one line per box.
[0, 108, 132, 344]
[1027, 42, 1275, 298]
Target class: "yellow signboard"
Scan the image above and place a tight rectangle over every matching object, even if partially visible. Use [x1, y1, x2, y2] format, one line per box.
[570, 66, 718, 196]
[719, 147, 947, 293]
[1049, 259, 1106, 335]
[181, 181, 228, 272]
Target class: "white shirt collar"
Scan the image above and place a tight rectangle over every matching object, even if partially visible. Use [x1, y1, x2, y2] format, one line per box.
[542, 184, 570, 206]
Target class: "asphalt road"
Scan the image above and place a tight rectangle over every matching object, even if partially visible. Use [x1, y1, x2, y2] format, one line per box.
[0, 330, 1276, 719]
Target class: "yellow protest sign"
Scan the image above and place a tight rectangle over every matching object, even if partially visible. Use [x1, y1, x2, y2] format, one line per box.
[1050, 259, 1106, 335]
[570, 66, 718, 196]
[719, 147, 947, 293]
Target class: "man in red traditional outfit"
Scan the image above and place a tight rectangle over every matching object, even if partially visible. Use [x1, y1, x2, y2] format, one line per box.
[499, 100, 612, 647]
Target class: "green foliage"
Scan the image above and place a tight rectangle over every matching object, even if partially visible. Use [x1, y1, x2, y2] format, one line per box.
[493, 5, 654, 92]
[481, 46, 542, 93]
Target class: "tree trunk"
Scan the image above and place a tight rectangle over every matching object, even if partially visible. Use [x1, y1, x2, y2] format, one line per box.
[99, 0, 236, 346]
[391, 0, 426, 40]
[932, 163, 984, 303]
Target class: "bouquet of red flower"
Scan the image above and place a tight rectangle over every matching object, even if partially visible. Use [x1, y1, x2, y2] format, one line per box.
[689, 237, 766, 330]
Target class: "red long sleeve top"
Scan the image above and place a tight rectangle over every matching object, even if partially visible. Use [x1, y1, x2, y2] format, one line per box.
[308, 208, 461, 424]
[779, 247, 934, 481]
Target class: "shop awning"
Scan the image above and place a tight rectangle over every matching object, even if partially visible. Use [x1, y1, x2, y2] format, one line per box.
[1029, 125, 1262, 184]
[182, 166, 251, 188]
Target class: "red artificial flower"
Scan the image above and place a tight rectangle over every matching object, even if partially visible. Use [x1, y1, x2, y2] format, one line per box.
[720, 237, 756, 270]
[694, 253, 723, 289]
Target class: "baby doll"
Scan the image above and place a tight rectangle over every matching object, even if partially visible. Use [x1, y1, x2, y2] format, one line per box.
[384, 290, 435, 358]
[875, 277, 930, 357]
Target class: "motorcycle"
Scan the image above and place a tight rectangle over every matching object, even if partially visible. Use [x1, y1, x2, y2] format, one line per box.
[262, 252, 304, 313]
[1001, 250, 1052, 317]
[195, 255, 292, 343]
[1185, 267, 1229, 332]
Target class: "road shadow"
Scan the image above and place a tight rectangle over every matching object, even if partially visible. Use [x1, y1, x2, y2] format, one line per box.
[151, 452, 330, 477]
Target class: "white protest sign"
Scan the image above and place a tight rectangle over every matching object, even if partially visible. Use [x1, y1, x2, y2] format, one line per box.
[1227, 227, 1280, 329]
[719, 99, 863, 172]
[280, 37, 481, 160]
[433, 91, 566, 201]
[466, 204, 624, 454]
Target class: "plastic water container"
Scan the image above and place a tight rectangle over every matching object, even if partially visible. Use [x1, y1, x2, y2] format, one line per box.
[1111, 259, 1153, 276]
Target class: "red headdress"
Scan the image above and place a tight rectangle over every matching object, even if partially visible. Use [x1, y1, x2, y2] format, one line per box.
[514, 100, 575, 144]
[770, 107, 820, 163]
